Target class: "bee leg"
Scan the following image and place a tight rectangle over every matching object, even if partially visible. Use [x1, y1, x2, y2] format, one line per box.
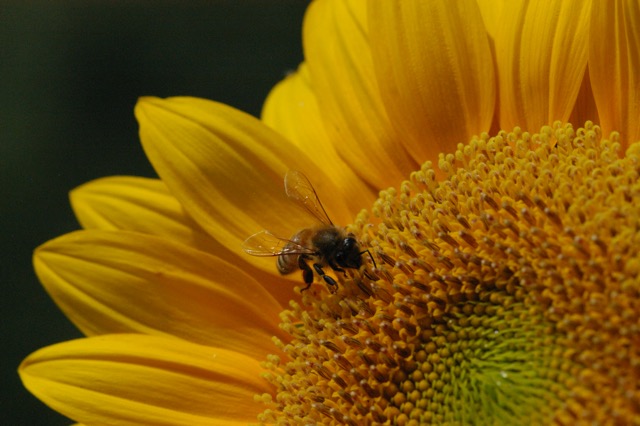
[328, 260, 347, 277]
[329, 264, 347, 278]
[363, 269, 377, 281]
[313, 263, 337, 289]
[299, 256, 314, 292]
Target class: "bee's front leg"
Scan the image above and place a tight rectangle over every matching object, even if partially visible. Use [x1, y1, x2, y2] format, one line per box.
[328, 259, 347, 277]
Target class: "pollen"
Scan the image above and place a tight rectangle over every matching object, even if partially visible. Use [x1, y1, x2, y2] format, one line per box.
[258, 123, 640, 425]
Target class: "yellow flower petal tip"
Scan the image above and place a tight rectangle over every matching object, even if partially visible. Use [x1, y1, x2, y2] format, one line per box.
[260, 122, 640, 425]
[19, 334, 272, 425]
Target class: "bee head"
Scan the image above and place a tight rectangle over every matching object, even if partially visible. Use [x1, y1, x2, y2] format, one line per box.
[335, 235, 363, 269]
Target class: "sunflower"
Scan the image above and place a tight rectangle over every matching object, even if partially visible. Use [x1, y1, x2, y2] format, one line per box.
[20, 1, 640, 425]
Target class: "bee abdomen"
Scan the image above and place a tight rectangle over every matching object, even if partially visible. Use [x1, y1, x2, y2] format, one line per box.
[277, 252, 298, 275]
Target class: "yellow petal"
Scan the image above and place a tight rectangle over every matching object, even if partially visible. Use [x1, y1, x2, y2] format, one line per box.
[589, 0, 640, 146]
[569, 68, 600, 127]
[303, 0, 418, 189]
[476, 0, 507, 41]
[34, 230, 286, 358]
[135, 96, 355, 264]
[70, 176, 216, 252]
[369, 0, 495, 163]
[20, 334, 271, 425]
[262, 64, 378, 214]
[261, 65, 330, 153]
[495, 1, 591, 130]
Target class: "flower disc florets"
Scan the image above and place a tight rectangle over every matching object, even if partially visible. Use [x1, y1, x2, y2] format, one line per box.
[258, 123, 640, 425]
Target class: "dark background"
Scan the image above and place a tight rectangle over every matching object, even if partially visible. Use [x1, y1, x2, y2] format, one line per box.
[1, 1, 307, 423]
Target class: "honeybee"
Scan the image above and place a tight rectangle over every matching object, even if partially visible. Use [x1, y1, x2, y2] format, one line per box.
[242, 170, 373, 291]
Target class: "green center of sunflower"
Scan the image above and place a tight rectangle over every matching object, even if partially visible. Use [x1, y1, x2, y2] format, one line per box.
[258, 123, 640, 425]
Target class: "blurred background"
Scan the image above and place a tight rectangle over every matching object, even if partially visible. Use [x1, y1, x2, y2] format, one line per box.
[1, 1, 307, 423]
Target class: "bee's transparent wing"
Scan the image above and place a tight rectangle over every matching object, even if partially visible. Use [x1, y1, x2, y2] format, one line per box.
[242, 230, 313, 256]
[284, 170, 333, 225]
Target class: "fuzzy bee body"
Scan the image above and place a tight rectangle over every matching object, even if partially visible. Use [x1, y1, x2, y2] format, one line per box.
[243, 171, 368, 291]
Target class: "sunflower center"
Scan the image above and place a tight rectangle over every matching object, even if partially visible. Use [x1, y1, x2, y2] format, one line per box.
[258, 122, 640, 425]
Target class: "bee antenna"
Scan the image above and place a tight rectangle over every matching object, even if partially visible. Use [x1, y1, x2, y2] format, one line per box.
[360, 249, 377, 268]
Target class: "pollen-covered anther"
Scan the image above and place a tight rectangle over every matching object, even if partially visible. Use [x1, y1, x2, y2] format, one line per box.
[372, 285, 394, 304]
[348, 368, 365, 383]
[379, 350, 399, 369]
[392, 342, 412, 359]
[340, 335, 363, 349]
[358, 350, 376, 368]
[360, 380, 381, 398]
[331, 373, 348, 389]
[337, 389, 354, 405]
[333, 353, 353, 371]
[369, 365, 387, 383]
[369, 405, 387, 424]
[336, 319, 358, 335]
[394, 316, 417, 336]
[395, 301, 415, 317]
[320, 340, 343, 354]
[437, 231, 460, 249]
[380, 321, 401, 340]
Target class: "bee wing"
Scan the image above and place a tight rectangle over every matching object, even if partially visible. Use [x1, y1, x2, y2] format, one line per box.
[284, 170, 333, 225]
[242, 230, 314, 256]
